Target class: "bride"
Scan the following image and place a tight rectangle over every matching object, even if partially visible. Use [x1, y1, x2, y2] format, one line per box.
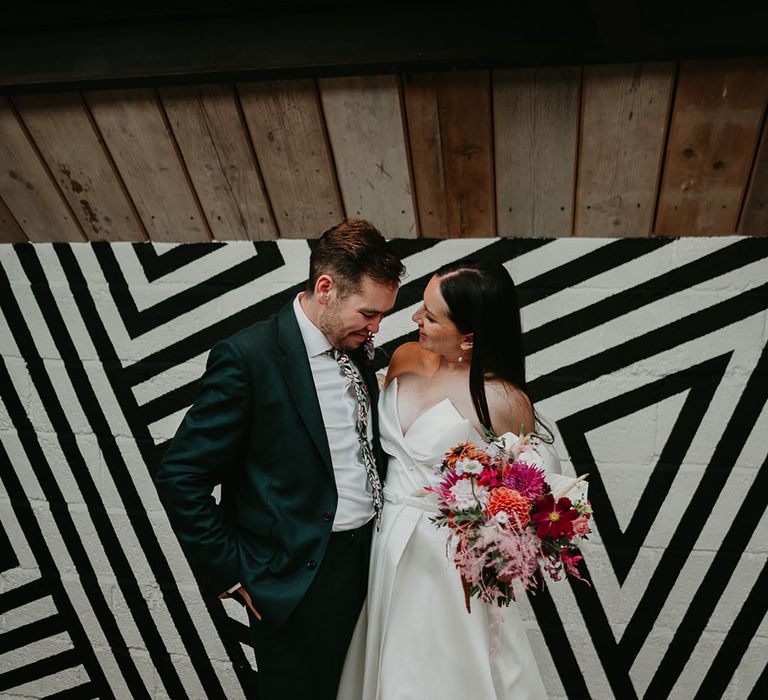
[339, 260, 556, 699]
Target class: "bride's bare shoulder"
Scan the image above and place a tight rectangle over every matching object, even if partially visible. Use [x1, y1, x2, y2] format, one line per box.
[385, 342, 434, 385]
[485, 381, 535, 436]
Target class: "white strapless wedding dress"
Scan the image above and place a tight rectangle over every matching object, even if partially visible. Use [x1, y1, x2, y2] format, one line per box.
[338, 378, 556, 700]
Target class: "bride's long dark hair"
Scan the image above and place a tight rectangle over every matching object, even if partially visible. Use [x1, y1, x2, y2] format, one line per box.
[436, 260, 548, 439]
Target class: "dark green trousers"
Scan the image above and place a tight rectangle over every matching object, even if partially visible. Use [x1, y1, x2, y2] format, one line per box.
[250, 520, 373, 700]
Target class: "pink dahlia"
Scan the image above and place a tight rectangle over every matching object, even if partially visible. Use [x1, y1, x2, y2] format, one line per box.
[503, 462, 547, 502]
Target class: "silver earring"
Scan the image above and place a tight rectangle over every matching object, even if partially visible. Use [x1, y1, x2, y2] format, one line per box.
[458, 356, 463, 363]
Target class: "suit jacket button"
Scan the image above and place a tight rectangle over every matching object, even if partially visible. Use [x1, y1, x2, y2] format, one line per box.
[306, 560, 316, 569]
[322, 512, 332, 522]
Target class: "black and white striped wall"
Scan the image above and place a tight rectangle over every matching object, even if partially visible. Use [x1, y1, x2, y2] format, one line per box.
[1, 237, 766, 699]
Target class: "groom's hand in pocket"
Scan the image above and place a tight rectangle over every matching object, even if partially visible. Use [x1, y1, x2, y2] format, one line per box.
[219, 586, 262, 620]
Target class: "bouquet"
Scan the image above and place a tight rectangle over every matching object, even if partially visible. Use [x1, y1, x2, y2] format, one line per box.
[426, 432, 591, 612]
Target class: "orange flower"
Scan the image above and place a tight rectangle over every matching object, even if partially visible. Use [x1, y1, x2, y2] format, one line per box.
[487, 487, 531, 530]
[444, 441, 490, 470]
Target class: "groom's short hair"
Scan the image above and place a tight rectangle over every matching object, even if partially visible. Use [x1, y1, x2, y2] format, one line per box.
[307, 219, 405, 297]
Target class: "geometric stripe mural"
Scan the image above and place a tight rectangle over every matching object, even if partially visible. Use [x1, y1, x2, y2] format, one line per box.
[1, 237, 766, 698]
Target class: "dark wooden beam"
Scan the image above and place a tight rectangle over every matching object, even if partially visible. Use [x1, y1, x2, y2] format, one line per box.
[1, 1, 767, 93]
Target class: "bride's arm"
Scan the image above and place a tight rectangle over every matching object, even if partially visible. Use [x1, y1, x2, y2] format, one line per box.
[485, 382, 535, 437]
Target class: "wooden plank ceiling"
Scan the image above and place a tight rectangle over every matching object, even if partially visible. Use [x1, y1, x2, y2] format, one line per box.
[1, 57, 767, 242]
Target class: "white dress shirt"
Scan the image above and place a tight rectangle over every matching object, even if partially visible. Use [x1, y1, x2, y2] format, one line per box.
[292, 295, 375, 531]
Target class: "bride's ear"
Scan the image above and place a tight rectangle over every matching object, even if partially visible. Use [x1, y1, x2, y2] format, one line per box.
[459, 334, 473, 352]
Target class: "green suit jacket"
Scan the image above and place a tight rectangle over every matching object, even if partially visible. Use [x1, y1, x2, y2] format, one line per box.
[153, 302, 386, 630]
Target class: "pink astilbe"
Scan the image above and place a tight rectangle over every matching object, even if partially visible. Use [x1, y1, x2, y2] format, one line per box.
[495, 525, 541, 589]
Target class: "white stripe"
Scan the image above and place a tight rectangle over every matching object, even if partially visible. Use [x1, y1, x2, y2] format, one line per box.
[522, 236, 738, 331]
[507, 236, 614, 285]
[132, 353, 208, 406]
[528, 255, 768, 377]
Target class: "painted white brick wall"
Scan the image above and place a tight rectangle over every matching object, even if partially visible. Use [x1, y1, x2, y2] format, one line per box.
[1, 237, 766, 699]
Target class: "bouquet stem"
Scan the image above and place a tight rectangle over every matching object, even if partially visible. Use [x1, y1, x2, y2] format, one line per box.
[461, 576, 472, 614]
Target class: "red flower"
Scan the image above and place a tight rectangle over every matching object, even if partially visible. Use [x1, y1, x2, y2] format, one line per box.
[531, 494, 579, 540]
[560, 549, 585, 579]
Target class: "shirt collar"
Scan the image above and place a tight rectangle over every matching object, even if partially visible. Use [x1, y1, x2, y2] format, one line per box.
[293, 294, 333, 358]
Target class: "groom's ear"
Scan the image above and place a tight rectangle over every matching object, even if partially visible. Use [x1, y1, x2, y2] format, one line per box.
[314, 274, 335, 304]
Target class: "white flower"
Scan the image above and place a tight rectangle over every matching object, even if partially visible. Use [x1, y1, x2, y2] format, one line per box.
[498, 431, 543, 468]
[492, 511, 510, 525]
[449, 479, 489, 510]
[456, 458, 484, 475]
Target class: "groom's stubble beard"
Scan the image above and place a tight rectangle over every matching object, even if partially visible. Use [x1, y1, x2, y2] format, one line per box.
[317, 296, 365, 352]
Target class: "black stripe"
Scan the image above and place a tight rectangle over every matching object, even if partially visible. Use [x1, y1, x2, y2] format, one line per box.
[384, 237, 441, 260]
[0, 520, 17, 573]
[517, 236, 674, 306]
[529, 280, 768, 402]
[0, 367, 123, 700]
[0, 275, 146, 698]
[569, 559, 638, 700]
[139, 380, 198, 428]
[94, 241, 285, 337]
[0, 648, 81, 693]
[526, 583, 592, 699]
[43, 681, 100, 699]
[0, 614, 67, 655]
[645, 449, 768, 698]
[619, 340, 768, 664]
[13, 245, 188, 699]
[0, 579, 49, 615]
[694, 552, 768, 699]
[55, 245, 232, 699]
[524, 238, 768, 354]
[132, 241, 228, 282]
[747, 659, 768, 699]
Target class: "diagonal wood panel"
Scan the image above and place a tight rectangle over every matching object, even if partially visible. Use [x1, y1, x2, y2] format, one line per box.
[0, 98, 84, 242]
[655, 59, 768, 236]
[0, 194, 26, 242]
[400, 74, 447, 236]
[237, 79, 342, 238]
[13, 92, 146, 242]
[494, 66, 580, 237]
[85, 88, 210, 242]
[159, 84, 277, 241]
[576, 63, 674, 237]
[403, 71, 494, 238]
[320, 74, 416, 238]
[739, 116, 768, 236]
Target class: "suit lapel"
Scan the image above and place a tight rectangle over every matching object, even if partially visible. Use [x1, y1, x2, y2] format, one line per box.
[276, 304, 333, 475]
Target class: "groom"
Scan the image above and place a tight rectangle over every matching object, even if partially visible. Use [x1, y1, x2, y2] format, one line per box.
[153, 220, 404, 699]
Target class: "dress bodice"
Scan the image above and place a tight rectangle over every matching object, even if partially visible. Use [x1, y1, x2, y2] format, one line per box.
[378, 378, 482, 503]
[377, 377, 562, 506]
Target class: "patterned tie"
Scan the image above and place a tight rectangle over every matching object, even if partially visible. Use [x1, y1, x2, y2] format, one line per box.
[333, 350, 383, 528]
